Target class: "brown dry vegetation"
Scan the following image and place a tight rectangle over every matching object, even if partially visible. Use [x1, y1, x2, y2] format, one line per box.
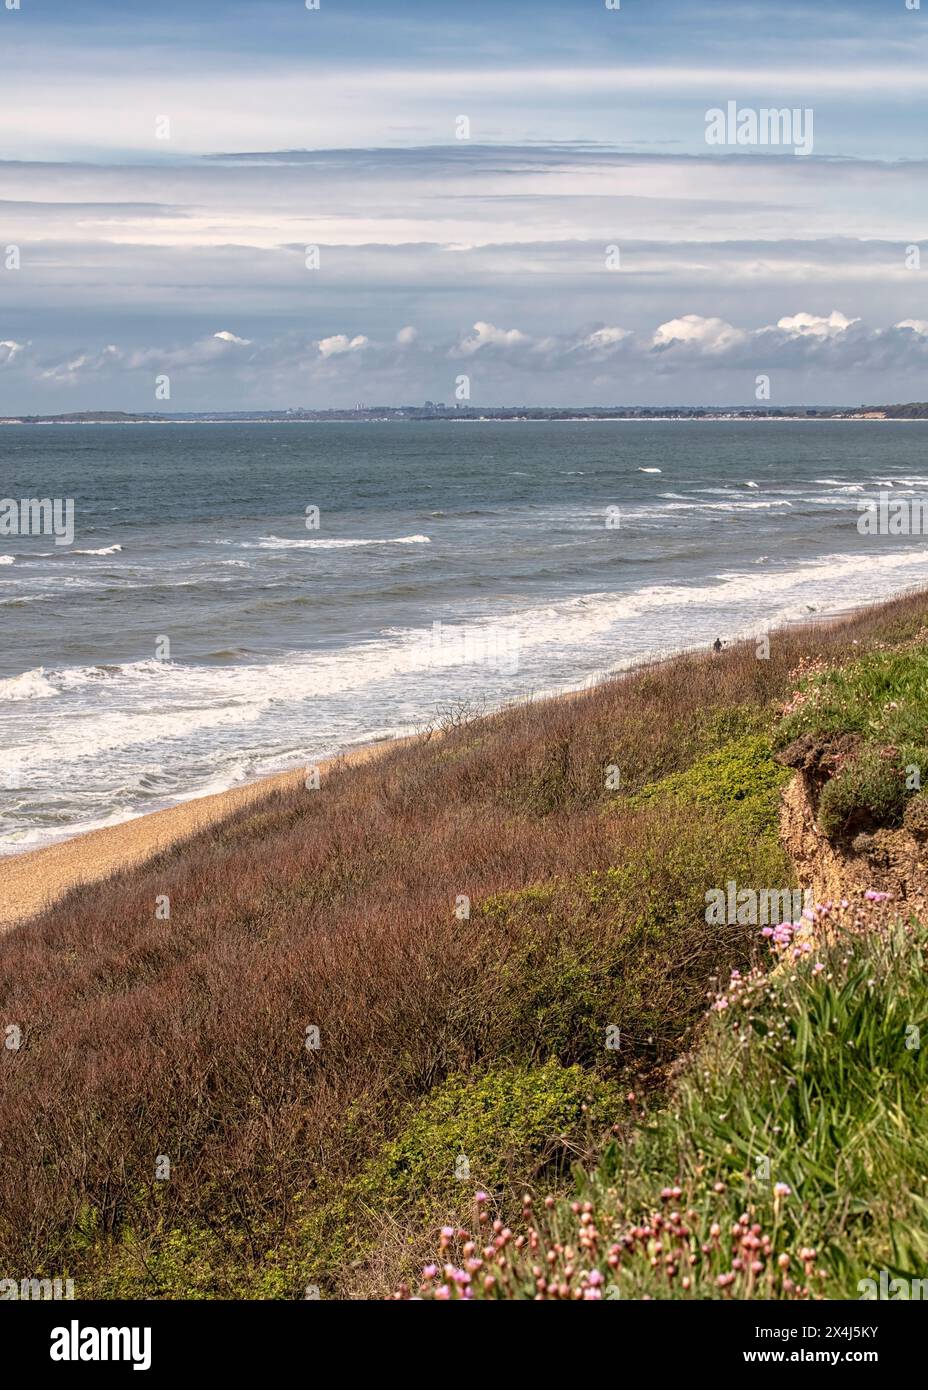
[3, 588, 928, 1298]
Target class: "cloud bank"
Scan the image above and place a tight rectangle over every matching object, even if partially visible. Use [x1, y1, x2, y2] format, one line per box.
[4, 312, 927, 411]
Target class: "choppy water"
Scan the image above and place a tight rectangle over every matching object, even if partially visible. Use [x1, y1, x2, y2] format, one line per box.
[2, 419, 928, 853]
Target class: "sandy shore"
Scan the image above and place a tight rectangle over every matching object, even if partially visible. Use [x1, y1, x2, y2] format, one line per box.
[0, 594, 889, 934]
[0, 738, 406, 931]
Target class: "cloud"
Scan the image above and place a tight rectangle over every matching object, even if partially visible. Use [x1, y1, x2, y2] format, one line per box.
[774, 311, 859, 338]
[317, 333, 370, 358]
[26, 330, 258, 383]
[456, 322, 532, 356]
[574, 327, 633, 354]
[6, 56, 928, 162]
[6, 310, 928, 411]
[3, 6, 926, 413]
[124, 333, 254, 372]
[37, 344, 122, 383]
[653, 315, 747, 353]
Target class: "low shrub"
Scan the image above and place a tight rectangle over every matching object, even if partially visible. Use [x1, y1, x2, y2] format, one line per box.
[817, 747, 910, 838]
[627, 733, 791, 835]
[403, 896, 928, 1300]
[776, 644, 928, 836]
[4, 591, 928, 1299]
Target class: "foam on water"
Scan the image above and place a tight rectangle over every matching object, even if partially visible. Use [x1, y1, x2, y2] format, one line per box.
[251, 534, 431, 550]
[0, 668, 59, 701]
[3, 419, 928, 852]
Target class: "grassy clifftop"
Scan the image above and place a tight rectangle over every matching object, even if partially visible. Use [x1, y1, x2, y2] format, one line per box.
[2, 591, 928, 1299]
[406, 897, 928, 1300]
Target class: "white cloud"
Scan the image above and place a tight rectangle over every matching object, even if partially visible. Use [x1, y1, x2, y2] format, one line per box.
[5, 60, 928, 161]
[0, 340, 25, 366]
[396, 326, 418, 345]
[775, 311, 858, 338]
[1, 152, 923, 257]
[317, 334, 370, 358]
[456, 321, 530, 355]
[576, 327, 632, 353]
[8, 310, 928, 408]
[653, 315, 747, 353]
[39, 344, 122, 381]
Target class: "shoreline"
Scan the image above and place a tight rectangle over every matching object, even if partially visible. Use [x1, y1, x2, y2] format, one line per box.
[0, 591, 908, 932]
[3, 416, 924, 426]
[0, 736, 409, 931]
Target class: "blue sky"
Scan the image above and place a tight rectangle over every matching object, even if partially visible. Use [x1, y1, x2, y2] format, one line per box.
[1, 0, 927, 409]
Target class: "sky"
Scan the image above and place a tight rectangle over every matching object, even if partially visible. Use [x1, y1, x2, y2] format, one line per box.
[1, 0, 927, 410]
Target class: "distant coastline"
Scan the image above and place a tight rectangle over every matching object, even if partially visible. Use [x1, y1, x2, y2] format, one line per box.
[0, 402, 925, 425]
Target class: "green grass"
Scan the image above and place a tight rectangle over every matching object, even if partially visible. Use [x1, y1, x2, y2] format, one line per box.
[410, 899, 928, 1300]
[402, 632, 928, 1300]
[478, 792, 793, 1069]
[778, 646, 928, 748]
[776, 646, 928, 837]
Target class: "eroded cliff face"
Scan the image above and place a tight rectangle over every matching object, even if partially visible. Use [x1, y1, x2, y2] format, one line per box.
[779, 772, 928, 912]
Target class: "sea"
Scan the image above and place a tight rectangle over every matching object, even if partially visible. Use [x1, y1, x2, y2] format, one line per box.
[2, 419, 928, 854]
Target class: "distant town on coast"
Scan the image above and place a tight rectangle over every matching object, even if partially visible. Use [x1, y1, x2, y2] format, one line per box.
[2, 401, 926, 425]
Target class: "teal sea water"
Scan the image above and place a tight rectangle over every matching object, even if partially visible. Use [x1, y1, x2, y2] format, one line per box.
[2, 419, 928, 852]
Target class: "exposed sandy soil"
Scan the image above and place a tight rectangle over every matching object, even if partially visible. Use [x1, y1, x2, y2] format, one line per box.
[779, 772, 928, 913]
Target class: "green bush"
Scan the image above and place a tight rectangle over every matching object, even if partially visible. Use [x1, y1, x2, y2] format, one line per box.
[626, 734, 791, 836]
[474, 796, 796, 1072]
[353, 1061, 620, 1212]
[817, 748, 909, 838]
[291, 1061, 622, 1293]
[91, 1224, 228, 1301]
